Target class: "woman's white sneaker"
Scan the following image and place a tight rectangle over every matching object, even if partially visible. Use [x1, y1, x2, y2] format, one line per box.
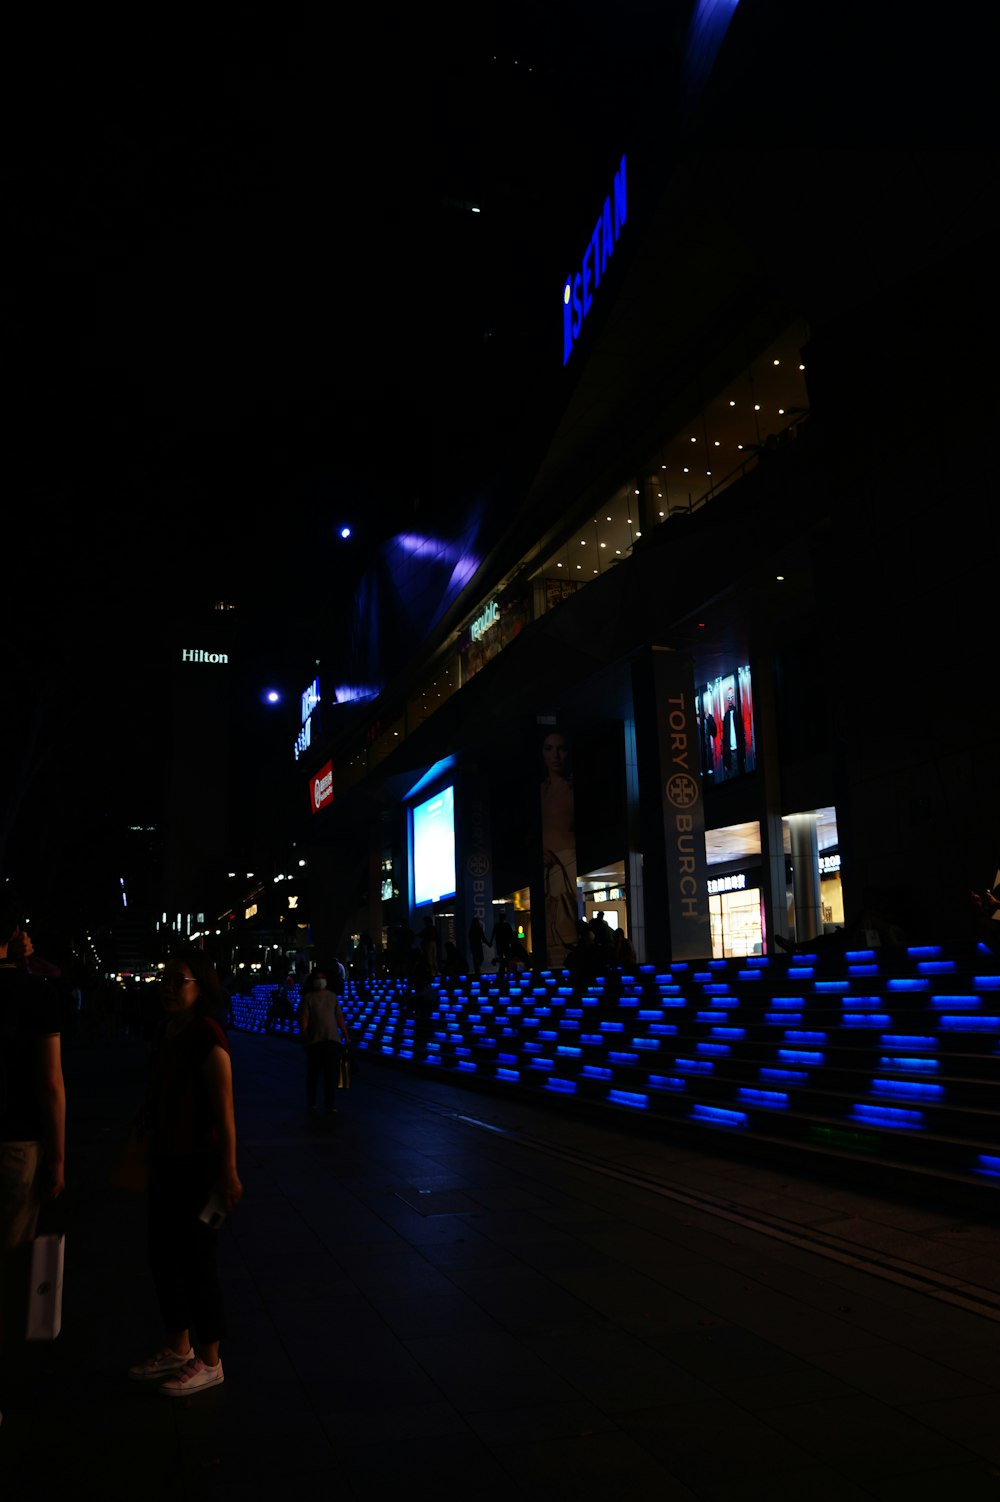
[128, 1346, 194, 1381]
[159, 1357, 224, 1397]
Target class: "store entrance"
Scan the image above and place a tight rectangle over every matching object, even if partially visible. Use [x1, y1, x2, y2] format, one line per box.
[489, 889, 532, 970]
[579, 860, 628, 937]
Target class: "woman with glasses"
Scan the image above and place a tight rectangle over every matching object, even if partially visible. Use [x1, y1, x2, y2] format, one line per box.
[127, 950, 242, 1396]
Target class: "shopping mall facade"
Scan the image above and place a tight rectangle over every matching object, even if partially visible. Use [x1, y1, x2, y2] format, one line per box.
[288, 39, 996, 972]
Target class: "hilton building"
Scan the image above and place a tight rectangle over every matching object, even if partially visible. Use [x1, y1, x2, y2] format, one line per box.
[293, 4, 998, 970]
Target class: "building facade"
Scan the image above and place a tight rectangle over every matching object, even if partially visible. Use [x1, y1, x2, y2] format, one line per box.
[292, 13, 999, 970]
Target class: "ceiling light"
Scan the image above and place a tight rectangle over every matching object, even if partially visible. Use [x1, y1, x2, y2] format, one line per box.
[773, 358, 780, 366]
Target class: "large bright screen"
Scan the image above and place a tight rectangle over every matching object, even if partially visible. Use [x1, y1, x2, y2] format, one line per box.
[412, 785, 456, 906]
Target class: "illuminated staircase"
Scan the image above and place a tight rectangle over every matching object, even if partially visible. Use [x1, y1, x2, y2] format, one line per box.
[228, 941, 1000, 1203]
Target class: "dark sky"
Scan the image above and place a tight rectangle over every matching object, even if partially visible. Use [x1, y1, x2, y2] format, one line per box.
[5, 7, 689, 606]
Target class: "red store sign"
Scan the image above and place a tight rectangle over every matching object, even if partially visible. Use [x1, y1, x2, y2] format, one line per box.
[310, 761, 333, 814]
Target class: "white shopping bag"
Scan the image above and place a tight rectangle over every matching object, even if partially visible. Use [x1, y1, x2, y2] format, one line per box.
[26, 1232, 64, 1340]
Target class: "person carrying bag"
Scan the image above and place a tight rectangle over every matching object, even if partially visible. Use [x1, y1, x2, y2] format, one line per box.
[0, 893, 67, 1417]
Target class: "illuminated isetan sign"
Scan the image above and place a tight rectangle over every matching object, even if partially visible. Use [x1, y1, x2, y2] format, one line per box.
[563, 154, 627, 366]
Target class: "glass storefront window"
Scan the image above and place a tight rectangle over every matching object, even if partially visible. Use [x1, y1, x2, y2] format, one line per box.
[710, 886, 764, 958]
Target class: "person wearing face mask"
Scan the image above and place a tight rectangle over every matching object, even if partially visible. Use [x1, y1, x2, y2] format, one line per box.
[297, 969, 351, 1117]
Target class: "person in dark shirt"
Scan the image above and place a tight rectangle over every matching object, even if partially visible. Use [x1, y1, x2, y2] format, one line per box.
[490, 911, 516, 976]
[0, 891, 66, 1414]
[127, 950, 242, 1397]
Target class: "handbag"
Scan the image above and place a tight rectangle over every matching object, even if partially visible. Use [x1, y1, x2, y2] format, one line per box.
[110, 1117, 151, 1193]
[27, 1231, 65, 1340]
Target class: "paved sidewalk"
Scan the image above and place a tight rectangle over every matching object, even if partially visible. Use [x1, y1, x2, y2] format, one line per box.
[4, 1029, 1000, 1499]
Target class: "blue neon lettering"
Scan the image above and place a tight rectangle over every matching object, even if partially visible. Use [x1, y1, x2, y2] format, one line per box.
[613, 155, 626, 237]
[590, 221, 602, 287]
[562, 153, 627, 366]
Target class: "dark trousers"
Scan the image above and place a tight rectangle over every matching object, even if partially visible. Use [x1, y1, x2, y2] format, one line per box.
[306, 1041, 341, 1111]
[147, 1155, 226, 1345]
